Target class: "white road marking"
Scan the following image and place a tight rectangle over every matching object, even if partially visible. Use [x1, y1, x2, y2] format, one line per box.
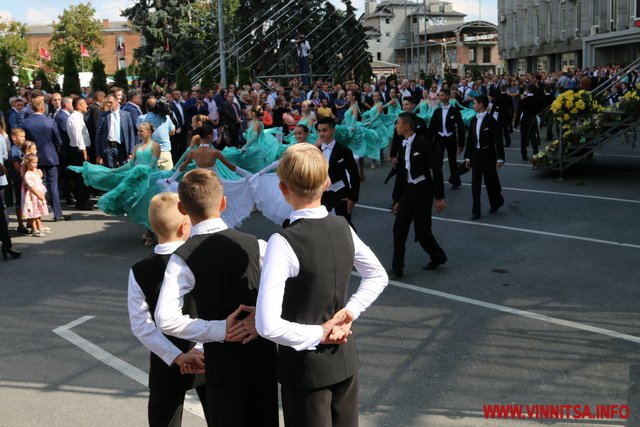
[53, 316, 205, 419]
[351, 273, 640, 345]
[357, 204, 640, 250]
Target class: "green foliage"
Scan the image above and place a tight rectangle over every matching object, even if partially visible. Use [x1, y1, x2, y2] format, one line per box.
[50, 2, 104, 71]
[62, 48, 81, 96]
[90, 58, 108, 93]
[0, 19, 30, 67]
[175, 67, 190, 91]
[238, 67, 251, 87]
[0, 51, 16, 114]
[200, 67, 215, 90]
[17, 68, 30, 86]
[113, 69, 129, 90]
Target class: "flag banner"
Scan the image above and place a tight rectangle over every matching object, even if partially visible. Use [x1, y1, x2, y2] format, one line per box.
[81, 44, 90, 58]
[39, 47, 51, 61]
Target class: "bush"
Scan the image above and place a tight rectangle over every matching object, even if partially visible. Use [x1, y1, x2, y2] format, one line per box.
[62, 48, 81, 96]
[113, 69, 129, 91]
[175, 67, 190, 91]
[90, 58, 108, 93]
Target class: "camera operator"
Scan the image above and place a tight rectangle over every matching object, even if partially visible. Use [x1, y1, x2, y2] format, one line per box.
[293, 33, 311, 85]
[137, 97, 176, 170]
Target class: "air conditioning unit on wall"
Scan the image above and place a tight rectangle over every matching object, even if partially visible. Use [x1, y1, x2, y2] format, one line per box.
[590, 26, 599, 35]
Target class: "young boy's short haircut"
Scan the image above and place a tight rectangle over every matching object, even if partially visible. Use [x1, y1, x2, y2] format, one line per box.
[277, 144, 328, 201]
[148, 193, 184, 239]
[178, 169, 223, 219]
[11, 128, 25, 136]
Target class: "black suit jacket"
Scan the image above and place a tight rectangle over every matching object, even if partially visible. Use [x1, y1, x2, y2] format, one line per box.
[493, 93, 514, 126]
[22, 113, 62, 167]
[219, 101, 240, 129]
[464, 114, 505, 163]
[428, 106, 465, 148]
[392, 133, 444, 203]
[514, 95, 542, 128]
[325, 142, 360, 203]
[390, 116, 429, 159]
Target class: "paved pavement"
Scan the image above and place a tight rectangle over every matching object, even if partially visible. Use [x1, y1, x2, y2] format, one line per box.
[1, 133, 639, 426]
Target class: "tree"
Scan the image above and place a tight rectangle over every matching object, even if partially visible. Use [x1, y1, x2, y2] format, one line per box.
[175, 67, 190, 91]
[62, 48, 81, 96]
[50, 2, 104, 71]
[34, 69, 54, 93]
[0, 51, 16, 115]
[113, 69, 129, 90]
[17, 68, 30, 86]
[200, 67, 214, 90]
[238, 67, 251, 87]
[0, 18, 30, 67]
[90, 58, 108, 93]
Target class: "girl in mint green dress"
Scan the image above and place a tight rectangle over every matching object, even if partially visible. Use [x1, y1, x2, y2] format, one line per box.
[361, 91, 391, 164]
[284, 101, 317, 145]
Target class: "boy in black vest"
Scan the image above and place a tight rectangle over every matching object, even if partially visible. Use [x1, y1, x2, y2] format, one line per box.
[256, 144, 388, 427]
[128, 192, 207, 427]
[155, 169, 278, 427]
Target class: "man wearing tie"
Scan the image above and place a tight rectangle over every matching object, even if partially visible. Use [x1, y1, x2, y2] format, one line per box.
[67, 97, 92, 210]
[95, 94, 136, 168]
[318, 83, 333, 106]
[22, 97, 70, 221]
[54, 97, 73, 206]
[170, 90, 188, 163]
[219, 90, 242, 148]
[464, 95, 505, 220]
[317, 117, 360, 230]
[389, 113, 447, 278]
[428, 88, 466, 189]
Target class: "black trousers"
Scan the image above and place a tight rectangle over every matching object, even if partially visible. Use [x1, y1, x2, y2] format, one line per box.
[205, 376, 278, 427]
[148, 384, 207, 427]
[434, 134, 460, 186]
[170, 132, 188, 164]
[103, 142, 129, 169]
[471, 150, 504, 216]
[69, 148, 89, 206]
[501, 122, 511, 147]
[520, 120, 539, 160]
[322, 189, 355, 231]
[60, 147, 73, 202]
[392, 180, 446, 271]
[281, 374, 359, 427]
[0, 191, 12, 250]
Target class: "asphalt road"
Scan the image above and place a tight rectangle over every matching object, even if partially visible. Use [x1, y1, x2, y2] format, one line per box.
[1, 132, 639, 427]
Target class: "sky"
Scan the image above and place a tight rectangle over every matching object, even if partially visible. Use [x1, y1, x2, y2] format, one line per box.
[0, 0, 497, 25]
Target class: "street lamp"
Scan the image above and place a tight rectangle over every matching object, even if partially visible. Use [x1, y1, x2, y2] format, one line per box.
[424, 0, 429, 80]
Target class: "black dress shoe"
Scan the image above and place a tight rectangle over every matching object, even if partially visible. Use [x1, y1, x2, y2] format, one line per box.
[450, 183, 461, 190]
[54, 215, 72, 222]
[387, 268, 403, 279]
[422, 258, 447, 271]
[470, 213, 481, 220]
[2, 248, 21, 261]
[65, 198, 77, 206]
[489, 204, 503, 214]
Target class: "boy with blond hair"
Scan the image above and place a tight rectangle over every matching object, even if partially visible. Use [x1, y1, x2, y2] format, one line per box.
[9, 128, 28, 233]
[128, 192, 207, 426]
[256, 143, 388, 427]
[155, 169, 278, 427]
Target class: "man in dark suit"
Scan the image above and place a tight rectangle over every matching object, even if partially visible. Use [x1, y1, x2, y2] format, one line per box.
[389, 97, 428, 162]
[464, 95, 505, 220]
[390, 112, 447, 278]
[317, 116, 360, 230]
[409, 80, 423, 101]
[514, 84, 543, 161]
[95, 94, 136, 168]
[54, 97, 74, 206]
[169, 90, 189, 163]
[318, 83, 334, 105]
[85, 91, 105, 163]
[123, 89, 144, 145]
[219, 90, 242, 148]
[429, 88, 466, 189]
[22, 97, 69, 221]
[492, 84, 514, 147]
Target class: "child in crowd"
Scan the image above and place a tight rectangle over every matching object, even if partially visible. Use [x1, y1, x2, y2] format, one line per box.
[9, 129, 28, 233]
[21, 154, 49, 237]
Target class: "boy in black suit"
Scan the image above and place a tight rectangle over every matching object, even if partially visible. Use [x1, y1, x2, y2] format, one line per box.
[390, 113, 447, 278]
[128, 192, 207, 427]
[256, 143, 387, 427]
[156, 170, 278, 427]
[317, 116, 360, 229]
[464, 95, 505, 220]
[514, 84, 542, 161]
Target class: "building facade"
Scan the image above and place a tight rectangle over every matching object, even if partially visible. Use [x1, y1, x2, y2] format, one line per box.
[26, 19, 141, 75]
[362, 0, 501, 79]
[498, 0, 640, 73]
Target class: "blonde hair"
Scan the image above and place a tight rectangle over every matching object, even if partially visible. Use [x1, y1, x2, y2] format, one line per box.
[277, 144, 328, 201]
[11, 128, 25, 136]
[178, 169, 224, 219]
[148, 193, 185, 239]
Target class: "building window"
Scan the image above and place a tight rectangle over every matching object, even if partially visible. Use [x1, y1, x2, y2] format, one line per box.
[609, 0, 618, 31]
[377, 52, 382, 61]
[483, 47, 491, 63]
[635, 0, 640, 18]
[534, 10, 540, 44]
[386, 32, 391, 37]
[412, 16, 417, 23]
[469, 48, 476, 63]
[592, 0, 601, 26]
[385, 18, 390, 24]
[547, 9, 552, 40]
[560, 5, 566, 37]
[575, 1, 582, 36]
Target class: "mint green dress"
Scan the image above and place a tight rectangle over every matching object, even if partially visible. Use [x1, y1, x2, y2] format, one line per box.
[451, 99, 477, 127]
[284, 116, 318, 145]
[414, 100, 436, 126]
[361, 102, 391, 158]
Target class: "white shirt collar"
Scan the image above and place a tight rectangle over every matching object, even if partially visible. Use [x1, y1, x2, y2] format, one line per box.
[402, 133, 416, 147]
[441, 103, 450, 109]
[476, 111, 487, 120]
[154, 240, 185, 255]
[190, 218, 228, 237]
[289, 206, 328, 223]
[321, 140, 336, 151]
[527, 93, 534, 97]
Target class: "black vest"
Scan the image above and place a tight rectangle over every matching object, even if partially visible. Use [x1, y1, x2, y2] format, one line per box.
[278, 216, 358, 389]
[174, 229, 277, 386]
[131, 254, 201, 392]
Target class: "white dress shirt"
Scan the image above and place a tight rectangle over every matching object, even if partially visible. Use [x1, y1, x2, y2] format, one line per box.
[439, 104, 453, 137]
[204, 97, 219, 121]
[403, 133, 426, 184]
[155, 218, 267, 343]
[67, 111, 91, 150]
[475, 111, 487, 147]
[256, 206, 388, 351]
[128, 241, 202, 366]
[173, 101, 185, 126]
[321, 140, 346, 193]
[108, 109, 121, 142]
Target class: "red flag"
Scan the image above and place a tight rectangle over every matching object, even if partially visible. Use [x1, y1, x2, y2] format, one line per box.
[81, 44, 90, 58]
[39, 47, 51, 61]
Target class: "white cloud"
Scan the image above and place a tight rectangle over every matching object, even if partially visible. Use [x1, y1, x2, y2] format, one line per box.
[453, 0, 498, 23]
[25, 7, 58, 24]
[0, 10, 12, 20]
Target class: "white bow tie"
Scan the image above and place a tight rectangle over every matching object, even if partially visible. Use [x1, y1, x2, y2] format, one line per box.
[476, 113, 486, 119]
[321, 144, 332, 151]
[402, 140, 411, 147]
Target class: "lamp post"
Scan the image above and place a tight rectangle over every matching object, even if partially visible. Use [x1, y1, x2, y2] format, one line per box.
[217, 0, 227, 87]
[424, 0, 429, 81]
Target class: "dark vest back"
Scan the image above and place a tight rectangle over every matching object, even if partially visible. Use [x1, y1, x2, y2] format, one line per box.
[131, 254, 200, 392]
[174, 229, 276, 385]
[278, 216, 358, 389]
